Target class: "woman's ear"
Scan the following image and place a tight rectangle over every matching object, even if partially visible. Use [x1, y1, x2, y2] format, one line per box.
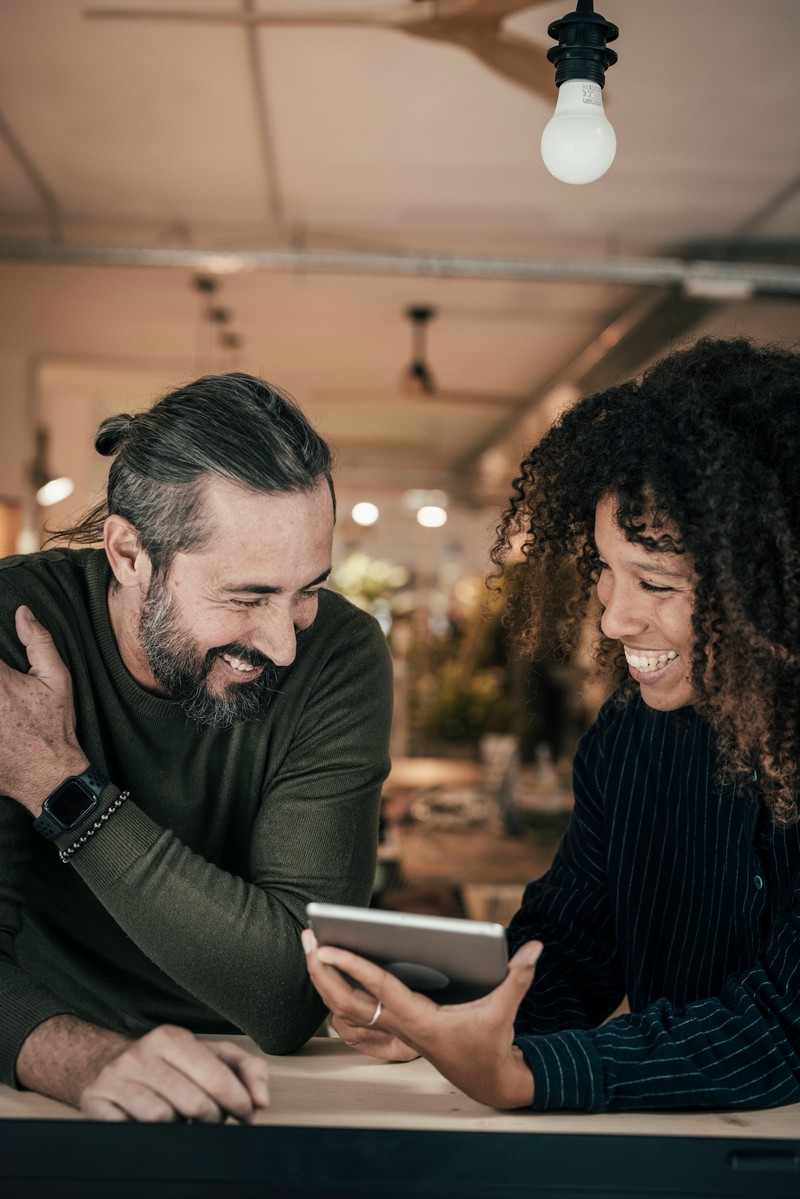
[104, 515, 151, 590]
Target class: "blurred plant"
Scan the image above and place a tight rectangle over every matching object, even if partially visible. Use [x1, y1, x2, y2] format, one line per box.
[329, 550, 410, 611]
[408, 578, 521, 744]
[410, 656, 516, 743]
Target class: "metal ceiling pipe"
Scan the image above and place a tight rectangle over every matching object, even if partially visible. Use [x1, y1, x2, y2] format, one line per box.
[0, 241, 799, 294]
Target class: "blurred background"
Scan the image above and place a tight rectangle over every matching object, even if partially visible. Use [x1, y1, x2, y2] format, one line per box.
[1, 0, 798, 918]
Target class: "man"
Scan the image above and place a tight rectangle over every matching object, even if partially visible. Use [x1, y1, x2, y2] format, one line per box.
[0, 373, 393, 1122]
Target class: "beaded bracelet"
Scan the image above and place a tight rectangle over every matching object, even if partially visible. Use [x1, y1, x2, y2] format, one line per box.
[58, 791, 130, 864]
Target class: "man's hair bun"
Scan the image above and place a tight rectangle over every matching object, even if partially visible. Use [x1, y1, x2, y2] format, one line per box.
[95, 413, 134, 457]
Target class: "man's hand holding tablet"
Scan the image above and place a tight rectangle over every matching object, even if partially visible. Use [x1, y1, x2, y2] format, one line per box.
[302, 903, 542, 1109]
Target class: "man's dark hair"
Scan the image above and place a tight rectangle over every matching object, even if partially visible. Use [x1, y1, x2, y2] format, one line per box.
[491, 336, 800, 823]
[57, 372, 335, 575]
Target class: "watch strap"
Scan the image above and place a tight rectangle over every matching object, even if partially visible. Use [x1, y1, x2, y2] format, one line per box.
[76, 764, 109, 799]
[33, 765, 110, 841]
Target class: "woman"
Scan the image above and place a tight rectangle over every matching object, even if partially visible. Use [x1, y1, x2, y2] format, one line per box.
[303, 336, 800, 1112]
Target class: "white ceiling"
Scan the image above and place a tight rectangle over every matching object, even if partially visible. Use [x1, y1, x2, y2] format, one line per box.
[0, 0, 799, 535]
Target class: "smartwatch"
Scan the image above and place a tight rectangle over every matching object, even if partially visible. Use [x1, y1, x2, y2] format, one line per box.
[32, 765, 109, 841]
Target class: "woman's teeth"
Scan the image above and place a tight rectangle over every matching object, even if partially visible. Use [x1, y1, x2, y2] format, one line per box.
[625, 650, 677, 673]
[222, 654, 256, 673]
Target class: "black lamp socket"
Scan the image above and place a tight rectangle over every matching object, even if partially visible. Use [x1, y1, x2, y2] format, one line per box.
[546, 0, 619, 89]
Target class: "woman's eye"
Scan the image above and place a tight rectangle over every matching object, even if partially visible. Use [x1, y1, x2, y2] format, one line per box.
[640, 581, 673, 594]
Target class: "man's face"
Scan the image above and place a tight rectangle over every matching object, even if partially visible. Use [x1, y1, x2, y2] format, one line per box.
[594, 493, 698, 712]
[135, 478, 334, 727]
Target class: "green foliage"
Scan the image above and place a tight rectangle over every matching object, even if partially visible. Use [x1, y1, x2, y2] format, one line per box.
[410, 656, 516, 743]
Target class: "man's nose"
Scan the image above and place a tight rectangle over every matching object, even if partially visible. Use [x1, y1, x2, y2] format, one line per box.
[252, 608, 297, 667]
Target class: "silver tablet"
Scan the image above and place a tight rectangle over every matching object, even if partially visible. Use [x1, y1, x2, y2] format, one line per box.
[306, 902, 508, 1004]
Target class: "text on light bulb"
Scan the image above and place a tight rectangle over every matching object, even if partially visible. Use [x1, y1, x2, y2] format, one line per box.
[541, 80, 616, 185]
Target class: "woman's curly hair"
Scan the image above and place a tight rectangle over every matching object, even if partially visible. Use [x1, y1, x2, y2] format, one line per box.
[490, 336, 800, 824]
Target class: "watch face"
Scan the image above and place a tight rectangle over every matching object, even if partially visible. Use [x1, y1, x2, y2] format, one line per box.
[46, 779, 97, 829]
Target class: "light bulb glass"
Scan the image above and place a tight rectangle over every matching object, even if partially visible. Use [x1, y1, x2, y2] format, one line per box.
[36, 476, 74, 506]
[351, 501, 379, 527]
[541, 79, 616, 185]
[417, 505, 447, 528]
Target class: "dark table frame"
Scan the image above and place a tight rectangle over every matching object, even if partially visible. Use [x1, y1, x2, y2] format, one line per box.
[2, 1121, 799, 1198]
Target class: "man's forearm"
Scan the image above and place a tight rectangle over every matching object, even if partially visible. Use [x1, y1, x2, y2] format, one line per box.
[15, 1014, 130, 1108]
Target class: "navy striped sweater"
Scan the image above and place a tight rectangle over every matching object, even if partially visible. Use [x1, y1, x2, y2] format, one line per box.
[508, 693, 800, 1112]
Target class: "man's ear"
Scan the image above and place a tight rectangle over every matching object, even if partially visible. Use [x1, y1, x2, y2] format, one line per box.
[104, 515, 152, 589]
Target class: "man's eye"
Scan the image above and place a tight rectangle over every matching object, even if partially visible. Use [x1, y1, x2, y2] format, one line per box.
[298, 589, 321, 600]
[230, 598, 264, 608]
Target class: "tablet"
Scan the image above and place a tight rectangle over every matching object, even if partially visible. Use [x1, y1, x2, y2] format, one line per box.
[305, 902, 508, 1004]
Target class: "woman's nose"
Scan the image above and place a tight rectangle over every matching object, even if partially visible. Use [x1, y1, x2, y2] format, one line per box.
[599, 580, 647, 642]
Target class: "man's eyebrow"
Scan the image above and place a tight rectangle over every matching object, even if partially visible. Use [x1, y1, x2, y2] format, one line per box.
[222, 568, 332, 595]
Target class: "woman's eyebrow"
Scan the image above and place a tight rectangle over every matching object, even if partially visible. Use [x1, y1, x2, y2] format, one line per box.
[623, 556, 690, 579]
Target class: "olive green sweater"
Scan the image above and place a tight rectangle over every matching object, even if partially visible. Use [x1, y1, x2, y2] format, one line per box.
[0, 549, 392, 1087]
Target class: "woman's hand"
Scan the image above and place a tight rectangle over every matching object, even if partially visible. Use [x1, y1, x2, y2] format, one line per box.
[302, 928, 542, 1109]
[329, 1013, 420, 1063]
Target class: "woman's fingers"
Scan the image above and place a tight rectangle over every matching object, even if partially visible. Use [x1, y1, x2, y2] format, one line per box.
[302, 928, 435, 1037]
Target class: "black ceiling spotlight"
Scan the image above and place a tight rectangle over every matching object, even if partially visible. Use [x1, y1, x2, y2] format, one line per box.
[207, 306, 231, 324]
[540, 0, 619, 185]
[404, 305, 437, 396]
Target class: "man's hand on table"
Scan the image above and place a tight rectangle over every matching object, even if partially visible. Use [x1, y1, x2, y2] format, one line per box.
[17, 1016, 270, 1123]
[80, 1026, 270, 1123]
[0, 606, 88, 811]
[302, 928, 541, 1109]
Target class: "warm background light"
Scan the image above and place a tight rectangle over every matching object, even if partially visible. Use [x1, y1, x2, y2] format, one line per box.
[416, 505, 447, 528]
[36, 476, 74, 507]
[351, 502, 380, 526]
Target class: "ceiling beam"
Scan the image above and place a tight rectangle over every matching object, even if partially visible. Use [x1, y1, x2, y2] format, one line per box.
[0, 241, 799, 294]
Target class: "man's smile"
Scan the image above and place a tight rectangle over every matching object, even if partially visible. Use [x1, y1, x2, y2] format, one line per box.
[219, 652, 265, 677]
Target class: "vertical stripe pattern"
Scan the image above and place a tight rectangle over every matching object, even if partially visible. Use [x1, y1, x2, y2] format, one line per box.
[508, 695, 800, 1112]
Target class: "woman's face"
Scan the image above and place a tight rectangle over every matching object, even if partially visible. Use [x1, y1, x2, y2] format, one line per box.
[594, 494, 698, 711]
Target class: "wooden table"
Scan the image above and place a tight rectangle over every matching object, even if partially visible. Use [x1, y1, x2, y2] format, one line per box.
[1, 1037, 798, 1197]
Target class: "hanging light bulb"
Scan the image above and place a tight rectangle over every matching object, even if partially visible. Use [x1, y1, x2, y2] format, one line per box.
[541, 0, 619, 186]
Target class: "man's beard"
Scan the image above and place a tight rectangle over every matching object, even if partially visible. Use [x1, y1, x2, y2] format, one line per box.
[138, 574, 278, 729]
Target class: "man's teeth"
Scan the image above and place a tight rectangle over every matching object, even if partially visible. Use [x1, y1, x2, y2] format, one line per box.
[625, 650, 677, 673]
[222, 654, 256, 673]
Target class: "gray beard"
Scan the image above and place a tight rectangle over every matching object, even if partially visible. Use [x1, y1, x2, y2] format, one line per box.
[138, 576, 278, 729]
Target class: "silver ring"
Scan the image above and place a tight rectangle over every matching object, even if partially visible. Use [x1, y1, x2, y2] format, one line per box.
[366, 999, 382, 1027]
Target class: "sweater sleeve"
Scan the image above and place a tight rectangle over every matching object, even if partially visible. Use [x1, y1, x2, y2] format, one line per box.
[61, 611, 393, 1056]
[0, 623, 89, 1083]
[518, 868, 800, 1112]
[507, 717, 626, 1036]
[0, 797, 83, 1075]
